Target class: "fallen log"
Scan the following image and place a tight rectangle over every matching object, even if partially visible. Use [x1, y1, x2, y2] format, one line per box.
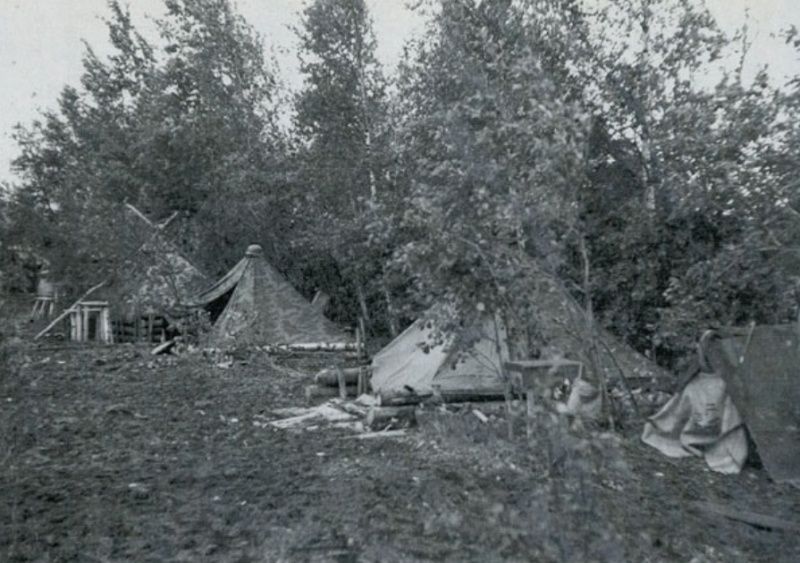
[266, 342, 358, 353]
[305, 384, 358, 404]
[378, 389, 512, 406]
[314, 366, 370, 386]
[366, 406, 417, 430]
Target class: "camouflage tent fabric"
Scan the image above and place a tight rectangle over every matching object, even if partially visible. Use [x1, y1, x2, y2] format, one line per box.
[193, 244, 350, 347]
[706, 325, 800, 487]
[102, 235, 208, 319]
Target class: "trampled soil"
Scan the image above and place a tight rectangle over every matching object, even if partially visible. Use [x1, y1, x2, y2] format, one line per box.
[1, 335, 799, 561]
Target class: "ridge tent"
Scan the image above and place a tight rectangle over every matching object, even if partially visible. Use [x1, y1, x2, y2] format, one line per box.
[643, 325, 800, 487]
[192, 244, 351, 347]
[370, 312, 511, 397]
[371, 263, 669, 399]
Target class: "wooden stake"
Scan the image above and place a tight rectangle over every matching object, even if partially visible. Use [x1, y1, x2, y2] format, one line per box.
[336, 366, 348, 399]
[358, 317, 367, 359]
[526, 391, 536, 440]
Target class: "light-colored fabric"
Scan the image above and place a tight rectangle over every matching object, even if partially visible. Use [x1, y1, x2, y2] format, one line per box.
[561, 378, 603, 420]
[370, 314, 508, 396]
[642, 371, 747, 474]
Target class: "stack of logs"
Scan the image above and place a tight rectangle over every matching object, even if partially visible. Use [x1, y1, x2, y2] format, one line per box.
[304, 366, 418, 430]
[304, 366, 371, 403]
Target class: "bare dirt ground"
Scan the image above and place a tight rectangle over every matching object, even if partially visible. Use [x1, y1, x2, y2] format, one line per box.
[2, 307, 799, 561]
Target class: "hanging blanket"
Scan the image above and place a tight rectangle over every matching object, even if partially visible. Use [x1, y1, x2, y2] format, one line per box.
[642, 370, 747, 474]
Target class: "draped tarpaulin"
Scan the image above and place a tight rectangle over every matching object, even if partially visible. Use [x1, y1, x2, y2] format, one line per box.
[644, 325, 800, 487]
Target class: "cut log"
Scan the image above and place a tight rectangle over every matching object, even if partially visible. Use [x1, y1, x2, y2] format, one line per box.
[314, 366, 369, 386]
[366, 406, 417, 430]
[305, 384, 358, 404]
[440, 390, 510, 403]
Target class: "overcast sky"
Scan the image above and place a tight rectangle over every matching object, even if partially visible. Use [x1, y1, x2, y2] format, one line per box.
[1, 0, 799, 185]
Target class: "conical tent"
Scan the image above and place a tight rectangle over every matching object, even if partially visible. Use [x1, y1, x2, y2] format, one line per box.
[193, 244, 351, 346]
[371, 313, 510, 396]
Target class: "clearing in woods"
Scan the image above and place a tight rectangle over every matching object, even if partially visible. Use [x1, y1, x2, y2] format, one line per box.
[1, 339, 799, 562]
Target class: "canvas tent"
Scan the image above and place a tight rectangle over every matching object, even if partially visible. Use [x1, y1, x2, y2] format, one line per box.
[643, 325, 800, 487]
[370, 312, 511, 397]
[192, 244, 351, 347]
[371, 265, 669, 401]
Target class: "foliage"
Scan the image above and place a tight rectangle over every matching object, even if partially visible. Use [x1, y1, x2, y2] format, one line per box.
[7, 0, 288, 290]
[292, 0, 392, 330]
[5, 0, 800, 367]
[381, 0, 589, 348]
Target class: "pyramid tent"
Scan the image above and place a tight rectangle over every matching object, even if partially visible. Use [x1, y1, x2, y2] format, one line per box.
[193, 244, 351, 347]
[644, 325, 800, 487]
[371, 312, 511, 396]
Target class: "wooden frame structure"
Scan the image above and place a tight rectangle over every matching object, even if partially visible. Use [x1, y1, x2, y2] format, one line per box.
[69, 300, 113, 343]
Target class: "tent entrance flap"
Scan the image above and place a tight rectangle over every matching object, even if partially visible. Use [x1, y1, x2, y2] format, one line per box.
[205, 286, 236, 324]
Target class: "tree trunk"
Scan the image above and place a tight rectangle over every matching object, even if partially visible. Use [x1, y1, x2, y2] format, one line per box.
[381, 281, 398, 337]
[579, 235, 614, 428]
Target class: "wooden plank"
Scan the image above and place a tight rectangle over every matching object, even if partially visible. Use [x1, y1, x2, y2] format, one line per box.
[691, 501, 800, 533]
[526, 392, 536, 440]
[151, 339, 176, 356]
[344, 430, 407, 440]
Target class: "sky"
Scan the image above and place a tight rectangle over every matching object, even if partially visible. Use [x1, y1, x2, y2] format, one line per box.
[1, 0, 799, 185]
